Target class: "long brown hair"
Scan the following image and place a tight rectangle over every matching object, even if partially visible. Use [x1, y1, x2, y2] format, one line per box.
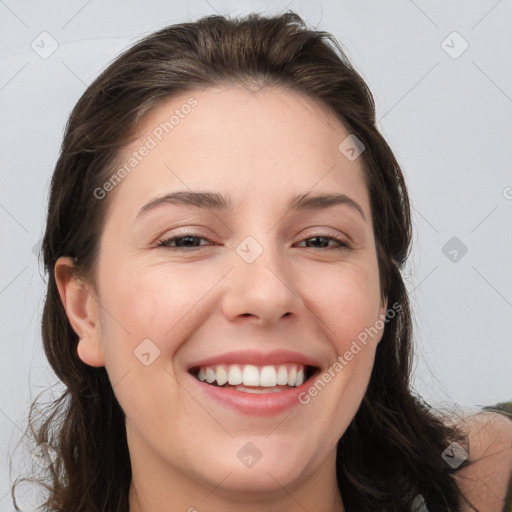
[12, 11, 475, 511]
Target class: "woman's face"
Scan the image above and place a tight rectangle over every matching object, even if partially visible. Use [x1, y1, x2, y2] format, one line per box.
[75, 86, 387, 500]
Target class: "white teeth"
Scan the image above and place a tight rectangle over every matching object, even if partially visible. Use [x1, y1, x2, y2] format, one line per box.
[259, 366, 277, 387]
[242, 365, 260, 386]
[216, 364, 228, 386]
[194, 363, 309, 388]
[276, 365, 288, 385]
[287, 366, 297, 386]
[205, 368, 216, 384]
[227, 364, 243, 385]
[296, 368, 305, 387]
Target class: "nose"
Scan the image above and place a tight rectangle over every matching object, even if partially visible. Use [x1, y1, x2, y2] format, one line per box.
[221, 237, 302, 327]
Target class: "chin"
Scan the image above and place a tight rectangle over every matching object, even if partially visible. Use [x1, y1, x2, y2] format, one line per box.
[187, 441, 315, 494]
[207, 461, 306, 494]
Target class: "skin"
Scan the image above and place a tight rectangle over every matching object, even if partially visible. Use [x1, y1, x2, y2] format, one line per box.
[55, 85, 390, 512]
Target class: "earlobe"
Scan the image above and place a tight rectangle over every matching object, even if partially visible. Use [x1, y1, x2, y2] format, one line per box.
[54, 256, 105, 368]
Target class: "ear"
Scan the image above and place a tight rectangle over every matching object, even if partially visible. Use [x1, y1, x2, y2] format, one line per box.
[54, 256, 105, 367]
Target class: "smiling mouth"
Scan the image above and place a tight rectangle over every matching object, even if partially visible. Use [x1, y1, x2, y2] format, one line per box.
[189, 363, 319, 393]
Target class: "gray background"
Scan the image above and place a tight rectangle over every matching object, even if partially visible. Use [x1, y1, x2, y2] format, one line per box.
[1, 0, 511, 508]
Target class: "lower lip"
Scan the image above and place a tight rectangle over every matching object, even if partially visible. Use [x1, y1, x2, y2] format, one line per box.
[187, 371, 318, 416]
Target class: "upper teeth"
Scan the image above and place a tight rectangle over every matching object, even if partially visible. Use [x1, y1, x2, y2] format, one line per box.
[195, 364, 306, 387]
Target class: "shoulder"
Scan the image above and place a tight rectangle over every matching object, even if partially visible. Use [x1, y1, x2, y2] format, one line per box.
[451, 409, 512, 512]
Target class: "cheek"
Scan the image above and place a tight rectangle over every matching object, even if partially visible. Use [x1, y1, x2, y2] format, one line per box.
[299, 263, 383, 427]
[95, 265, 205, 430]
[302, 257, 383, 349]
[98, 259, 203, 339]
[94, 260, 209, 395]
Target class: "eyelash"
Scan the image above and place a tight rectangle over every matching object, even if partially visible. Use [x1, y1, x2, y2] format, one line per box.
[156, 233, 352, 251]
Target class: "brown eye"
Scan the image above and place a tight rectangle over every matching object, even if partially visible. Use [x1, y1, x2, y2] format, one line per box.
[295, 234, 351, 250]
[157, 234, 213, 250]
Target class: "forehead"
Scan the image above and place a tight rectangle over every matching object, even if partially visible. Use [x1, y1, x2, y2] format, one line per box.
[106, 85, 369, 218]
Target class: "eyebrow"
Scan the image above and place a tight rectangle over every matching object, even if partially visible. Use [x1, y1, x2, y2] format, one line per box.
[137, 190, 366, 222]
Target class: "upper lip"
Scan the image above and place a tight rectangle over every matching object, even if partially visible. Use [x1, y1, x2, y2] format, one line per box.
[186, 349, 322, 371]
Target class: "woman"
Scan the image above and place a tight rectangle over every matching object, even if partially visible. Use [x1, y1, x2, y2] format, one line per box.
[12, 11, 512, 512]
